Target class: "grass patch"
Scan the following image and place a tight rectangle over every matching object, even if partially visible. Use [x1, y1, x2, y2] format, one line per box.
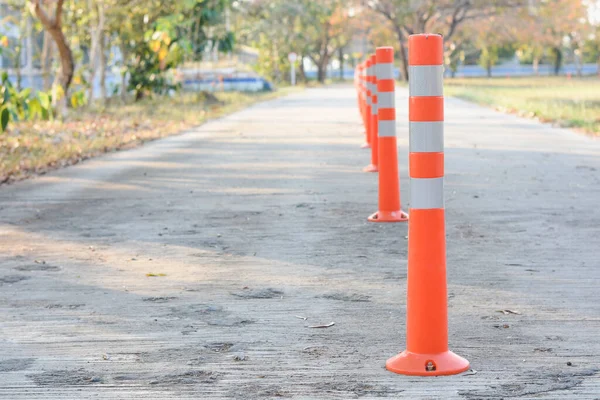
[0, 87, 300, 184]
[445, 76, 600, 136]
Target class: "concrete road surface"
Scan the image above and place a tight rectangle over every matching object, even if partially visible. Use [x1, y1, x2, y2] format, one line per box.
[1, 86, 599, 399]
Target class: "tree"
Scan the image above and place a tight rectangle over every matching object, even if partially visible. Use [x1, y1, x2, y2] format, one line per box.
[515, 0, 588, 75]
[103, 0, 233, 100]
[368, 0, 525, 80]
[28, 0, 74, 96]
[87, 0, 106, 105]
[241, 0, 359, 83]
[240, 1, 306, 82]
[467, 10, 514, 77]
[582, 24, 600, 77]
[302, 0, 357, 82]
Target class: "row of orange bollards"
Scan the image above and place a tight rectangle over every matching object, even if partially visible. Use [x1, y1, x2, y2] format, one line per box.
[353, 34, 470, 376]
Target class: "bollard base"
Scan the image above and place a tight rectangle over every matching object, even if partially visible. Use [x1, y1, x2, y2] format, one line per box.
[363, 164, 378, 173]
[386, 350, 470, 376]
[368, 210, 409, 223]
[361, 142, 371, 149]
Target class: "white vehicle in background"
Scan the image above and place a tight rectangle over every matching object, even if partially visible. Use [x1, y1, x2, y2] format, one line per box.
[175, 67, 273, 93]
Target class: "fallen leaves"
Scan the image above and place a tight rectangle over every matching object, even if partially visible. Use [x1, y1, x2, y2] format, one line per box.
[146, 273, 167, 277]
[1, 90, 292, 185]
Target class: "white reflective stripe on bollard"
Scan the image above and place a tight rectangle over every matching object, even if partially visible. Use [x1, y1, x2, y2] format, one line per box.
[410, 177, 444, 209]
[377, 62, 394, 80]
[378, 120, 396, 137]
[377, 92, 395, 108]
[409, 122, 444, 153]
[409, 65, 443, 97]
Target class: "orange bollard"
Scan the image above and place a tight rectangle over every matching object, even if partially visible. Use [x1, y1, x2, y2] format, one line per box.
[364, 54, 379, 172]
[354, 65, 360, 115]
[368, 47, 408, 222]
[355, 64, 362, 122]
[364, 59, 372, 147]
[356, 65, 362, 121]
[359, 62, 370, 149]
[386, 34, 469, 376]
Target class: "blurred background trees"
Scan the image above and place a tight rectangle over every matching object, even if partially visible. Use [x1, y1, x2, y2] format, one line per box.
[1, 0, 600, 129]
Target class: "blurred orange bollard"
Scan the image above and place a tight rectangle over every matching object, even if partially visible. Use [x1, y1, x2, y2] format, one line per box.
[368, 47, 408, 223]
[364, 54, 379, 172]
[386, 34, 469, 376]
[358, 62, 370, 148]
[364, 58, 373, 151]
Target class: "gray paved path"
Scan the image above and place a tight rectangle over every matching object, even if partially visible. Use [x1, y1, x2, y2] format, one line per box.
[1, 86, 599, 399]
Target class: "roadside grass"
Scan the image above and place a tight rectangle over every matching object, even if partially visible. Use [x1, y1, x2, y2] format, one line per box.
[0, 87, 301, 184]
[445, 76, 600, 136]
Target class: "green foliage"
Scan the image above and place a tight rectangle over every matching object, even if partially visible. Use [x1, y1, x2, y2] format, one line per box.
[118, 0, 234, 101]
[70, 90, 87, 109]
[126, 29, 182, 100]
[582, 35, 600, 64]
[1, 106, 8, 132]
[497, 43, 517, 60]
[517, 44, 545, 65]
[160, 0, 235, 59]
[0, 72, 54, 133]
[478, 46, 499, 76]
[242, 0, 350, 83]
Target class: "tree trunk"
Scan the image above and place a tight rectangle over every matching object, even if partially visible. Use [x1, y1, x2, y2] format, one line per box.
[88, 34, 97, 103]
[317, 63, 326, 83]
[597, 53, 600, 78]
[14, 49, 22, 91]
[395, 28, 409, 81]
[50, 27, 74, 96]
[99, 34, 106, 104]
[317, 54, 329, 83]
[532, 56, 539, 76]
[552, 47, 562, 76]
[398, 41, 409, 81]
[15, 14, 26, 91]
[87, 0, 105, 105]
[29, 0, 75, 96]
[41, 31, 53, 90]
[486, 62, 492, 78]
[119, 42, 128, 102]
[298, 55, 307, 83]
[272, 42, 280, 82]
[25, 16, 34, 89]
[338, 47, 344, 80]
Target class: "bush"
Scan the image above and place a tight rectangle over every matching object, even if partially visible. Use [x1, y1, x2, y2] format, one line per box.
[1, 72, 54, 132]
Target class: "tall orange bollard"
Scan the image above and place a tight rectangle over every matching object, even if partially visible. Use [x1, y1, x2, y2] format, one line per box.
[364, 54, 379, 172]
[386, 34, 469, 376]
[368, 47, 408, 222]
